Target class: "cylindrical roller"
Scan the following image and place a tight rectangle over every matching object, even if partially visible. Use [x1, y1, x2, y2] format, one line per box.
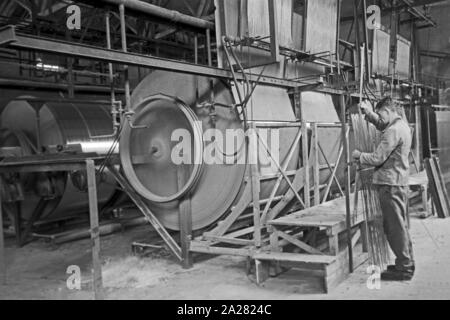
[120, 70, 300, 230]
[0, 96, 118, 222]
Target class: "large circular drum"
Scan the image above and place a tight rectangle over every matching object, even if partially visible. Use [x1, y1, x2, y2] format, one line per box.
[120, 70, 300, 230]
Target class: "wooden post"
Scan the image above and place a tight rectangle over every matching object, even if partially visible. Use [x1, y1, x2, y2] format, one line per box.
[302, 121, 310, 208]
[312, 123, 320, 206]
[0, 177, 5, 285]
[178, 165, 193, 269]
[250, 125, 262, 247]
[86, 160, 104, 300]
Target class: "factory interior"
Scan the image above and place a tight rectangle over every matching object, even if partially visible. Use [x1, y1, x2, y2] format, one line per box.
[1, 0, 450, 301]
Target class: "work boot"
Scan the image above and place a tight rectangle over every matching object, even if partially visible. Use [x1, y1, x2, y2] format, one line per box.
[381, 269, 414, 281]
[387, 265, 415, 273]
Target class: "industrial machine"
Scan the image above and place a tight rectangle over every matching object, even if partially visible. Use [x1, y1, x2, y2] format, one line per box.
[0, 96, 122, 237]
[0, 0, 444, 297]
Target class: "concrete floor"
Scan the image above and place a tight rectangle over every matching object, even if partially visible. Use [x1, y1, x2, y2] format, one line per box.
[1, 214, 450, 300]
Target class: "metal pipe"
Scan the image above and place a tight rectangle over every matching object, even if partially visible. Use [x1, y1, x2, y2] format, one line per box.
[340, 94, 354, 273]
[82, 0, 214, 30]
[0, 77, 124, 93]
[105, 12, 115, 103]
[119, 4, 131, 112]
[362, 0, 370, 82]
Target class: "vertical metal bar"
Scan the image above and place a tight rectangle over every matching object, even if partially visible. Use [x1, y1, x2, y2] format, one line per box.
[302, 121, 310, 208]
[250, 125, 262, 247]
[312, 123, 320, 206]
[105, 12, 116, 103]
[86, 159, 104, 300]
[119, 4, 131, 112]
[336, 0, 342, 75]
[206, 29, 212, 67]
[268, 0, 279, 62]
[340, 95, 354, 273]
[35, 112, 41, 152]
[0, 177, 6, 285]
[67, 57, 75, 98]
[177, 166, 193, 269]
[194, 35, 199, 65]
[362, 0, 370, 81]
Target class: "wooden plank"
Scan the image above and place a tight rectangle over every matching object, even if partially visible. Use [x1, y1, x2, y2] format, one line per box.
[86, 159, 104, 300]
[178, 165, 193, 269]
[203, 236, 254, 246]
[302, 121, 310, 208]
[253, 251, 336, 265]
[250, 125, 262, 247]
[0, 176, 5, 285]
[190, 241, 255, 257]
[312, 123, 320, 206]
[276, 230, 324, 256]
[328, 234, 339, 256]
[255, 259, 270, 284]
[270, 212, 344, 228]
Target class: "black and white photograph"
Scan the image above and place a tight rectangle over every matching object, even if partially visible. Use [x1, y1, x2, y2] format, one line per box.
[0, 0, 450, 303]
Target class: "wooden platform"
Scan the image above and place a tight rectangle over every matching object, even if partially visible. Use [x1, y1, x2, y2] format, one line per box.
[253, 194, 368, 293]
[253, 245, 368, 293]
[268, 193, 365, 235]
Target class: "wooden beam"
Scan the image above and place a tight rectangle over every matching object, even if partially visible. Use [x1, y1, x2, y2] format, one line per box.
[0, 176, 5, 285]
[86, 159, 104, 300]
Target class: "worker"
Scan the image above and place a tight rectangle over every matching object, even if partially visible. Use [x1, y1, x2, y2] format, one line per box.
[352, 97, 415, 281]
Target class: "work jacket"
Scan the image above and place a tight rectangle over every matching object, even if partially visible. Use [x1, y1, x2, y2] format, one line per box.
[359, 112, 412, 186]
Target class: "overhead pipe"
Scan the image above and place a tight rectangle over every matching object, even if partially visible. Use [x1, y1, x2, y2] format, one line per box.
[82, 0, 215, 30]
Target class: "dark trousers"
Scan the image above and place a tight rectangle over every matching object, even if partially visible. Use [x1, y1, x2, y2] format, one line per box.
[377, 185, 415, 270]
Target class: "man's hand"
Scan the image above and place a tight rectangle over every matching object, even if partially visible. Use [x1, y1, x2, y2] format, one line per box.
[352, 150, 362, 161]
[359, 100, 372, 115]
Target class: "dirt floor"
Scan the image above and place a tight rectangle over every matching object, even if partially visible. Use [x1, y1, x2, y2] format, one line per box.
[1, 212, 450, 300]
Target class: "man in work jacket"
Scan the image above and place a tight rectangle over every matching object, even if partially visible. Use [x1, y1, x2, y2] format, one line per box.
[352, 97, 415, 281]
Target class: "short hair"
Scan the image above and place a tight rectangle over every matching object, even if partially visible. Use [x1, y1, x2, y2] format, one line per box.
[375, 96, 395, 111]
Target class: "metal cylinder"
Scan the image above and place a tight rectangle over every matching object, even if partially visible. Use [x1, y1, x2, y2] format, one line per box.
[0, 96, 118, 222]
[82, 0, 215, 30]
[120, 71, 300, 230]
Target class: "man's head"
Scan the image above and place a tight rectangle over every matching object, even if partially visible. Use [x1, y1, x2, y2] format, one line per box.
[374, 97, 400, 130]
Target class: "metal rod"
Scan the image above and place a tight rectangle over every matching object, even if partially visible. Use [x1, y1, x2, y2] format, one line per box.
[105, 12, 115, 103]
[336, 0, 342, 75]
[341, 94, 354, 273]
[0, 26, 346, 91]
[119, 4, 131, 112]
[362, 0, 370, 81]
[206, 28, 212, 67]
[81, 0, 215, 30]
